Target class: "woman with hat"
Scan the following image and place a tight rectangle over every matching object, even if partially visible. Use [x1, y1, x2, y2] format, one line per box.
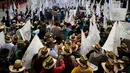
[31, 46, 50, 73]
[40, 56, 65, 73]
[71, 55, 94, 73]
[9, 59, 28, 73]
[59, 43, 77, 73]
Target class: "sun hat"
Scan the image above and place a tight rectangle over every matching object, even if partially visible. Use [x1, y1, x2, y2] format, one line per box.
[9, 59, 26, 73]
[42, 56, 57, 69]
[38, 46, 50, 58]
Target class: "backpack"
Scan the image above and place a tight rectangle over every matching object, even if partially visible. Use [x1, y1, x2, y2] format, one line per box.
[61, 55, 74, 73]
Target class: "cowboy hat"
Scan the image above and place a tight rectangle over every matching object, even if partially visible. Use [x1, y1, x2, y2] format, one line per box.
[17, 40, 26, 47]
[38, 46, 50, 58]
[101, 58, 118, 73]
[42, 56, 57, 69]
[106, 51, 117, 63]
[92, 43, 102, 51]
[71, 43, 78, 52]
[9, 59, 26, 73]
[0, 25, 5, 30]
[118, 56, 130, 64]
[5, 34, 12, 43]
[76, 55, 89, 68]
[61, 44, 72, 55]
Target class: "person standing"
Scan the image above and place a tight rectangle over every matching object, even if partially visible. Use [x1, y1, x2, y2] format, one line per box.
[2, 3, 5, 12]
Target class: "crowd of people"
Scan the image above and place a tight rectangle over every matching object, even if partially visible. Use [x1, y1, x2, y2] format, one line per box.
[0, 1, 130, 73]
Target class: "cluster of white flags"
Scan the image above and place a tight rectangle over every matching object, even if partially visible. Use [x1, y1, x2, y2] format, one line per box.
[17, 20, 31, 41]
[0, 31, 5, 47]
[80, 14, 100, 55]
[22, 35, 43, 69]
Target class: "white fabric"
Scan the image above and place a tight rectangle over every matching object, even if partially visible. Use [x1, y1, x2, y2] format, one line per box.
[9, 5, 14, 19]
[0, 31, 5, 46]
[19, 20, 31, 41]
[13, 2, 17, 10]
[22, 35, 44, 69]
[119, 22, 130, 40]
[102, 21, 120, 56]
[109, 8, 127, 21]
[96, 3, 101, 17]
[103, 15, 107, 29]
[80, 15, 100, 55]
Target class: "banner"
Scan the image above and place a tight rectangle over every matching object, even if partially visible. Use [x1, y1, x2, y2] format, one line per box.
[102, 21, 120, 55]
[119, 22, 130, 40]
[0, 31, 5, 46]
[111, 1, 120, 8]
[109, 8, 127, 21]
[19, 20, 31, 41]
[22, 35, 44, 69]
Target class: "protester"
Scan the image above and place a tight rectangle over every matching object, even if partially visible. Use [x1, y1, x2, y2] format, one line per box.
[1, 34, 14, 58]
[0, 1, 130, 73]
[71, 55, 94, 73]
[9, 59, 28, 73]
[31, 46, 50, 73]
[40, 56, 65, 73]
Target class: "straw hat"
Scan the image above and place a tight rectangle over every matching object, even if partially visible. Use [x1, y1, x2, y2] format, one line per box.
[0, 25, 5, 31]
[38, 46, 50, 58]
[61, 44, 72, 55]
[5, 34, 12, 43]
[118, 56, 130, 64]
[101, 59, 118, 73]
[9, 59, 26, 73]
[106, 51, 117, 63]
[121, 43, 127, 48]
[92, 43, 101, 51]
[76, 55, 89, 68]
[17, 40, 26, 48]
[42, 56, 57, 69]
[71, 43, 78, 52]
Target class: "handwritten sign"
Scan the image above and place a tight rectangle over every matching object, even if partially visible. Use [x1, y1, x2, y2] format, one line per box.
[110, 8, 127, 21]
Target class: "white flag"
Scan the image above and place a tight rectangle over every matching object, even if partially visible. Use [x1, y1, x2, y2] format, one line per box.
[9, 5, 14, 19]
[0, 31, 5, 46]
[13, 2, 17, 10]
[102, 21, 120, 55]
[119, 22, 130, 40]
[103, 15, 107, 29]
[22, 35, 44, 69]
[19, 20, 31, 41]
[96, 3, 101, 17]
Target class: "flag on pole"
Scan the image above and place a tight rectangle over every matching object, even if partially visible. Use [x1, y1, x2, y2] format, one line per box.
[51, 16, 54, 25]
[0, 31, 5, 46]
[19, 20, 31, 41]
[9, 5, 14, 19]
[103, 15, 107, 29]
[102, 21, 120, 56]
[22, 35, 44, 69]
[13, 2, 17, 11]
